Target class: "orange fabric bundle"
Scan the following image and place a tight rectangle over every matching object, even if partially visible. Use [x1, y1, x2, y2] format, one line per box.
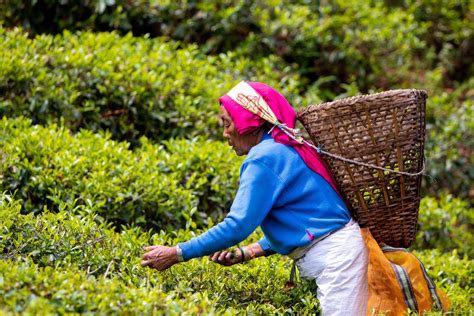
[362, 228, 450, 315]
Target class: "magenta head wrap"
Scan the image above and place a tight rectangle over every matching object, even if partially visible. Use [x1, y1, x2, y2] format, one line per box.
[219, 81, 340, 194]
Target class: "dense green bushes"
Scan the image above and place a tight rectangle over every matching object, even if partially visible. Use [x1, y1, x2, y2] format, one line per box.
[0, 1, 472, 313]
[1, 194, 472, 314]
[0, 27, 300, 145]
[414, 195, 473, 257]
[0, 0, 260, 56]
[0, 117, 242, 230]
[0, 194, 320, 314]
[423, 79, 474, 200]
[1, 1, 471, 89]
[2, 115, 473, 233]
[395, 0, 473, 84]
[1, 115, 472, 262]
[0, 26, 472, 199]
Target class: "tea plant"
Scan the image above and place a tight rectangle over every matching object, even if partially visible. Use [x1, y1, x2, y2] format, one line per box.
[0, 117, 242, 229]
[0, 193, 472, 314]
[1, 1, 470, 87]
[0, 27, 301, 145]
[0, 194, 320, 314]
[414, 194, 474, 257]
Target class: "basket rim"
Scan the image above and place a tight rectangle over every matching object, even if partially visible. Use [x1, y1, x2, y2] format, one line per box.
[298, 89, 428, 117]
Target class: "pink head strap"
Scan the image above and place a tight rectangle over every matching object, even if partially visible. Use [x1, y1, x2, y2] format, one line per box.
[226, 81, 304, 143]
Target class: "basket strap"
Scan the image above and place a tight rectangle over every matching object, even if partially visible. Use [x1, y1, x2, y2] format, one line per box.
[274, 125, 425, 177]
[381, 245, 408, 252]
[311, 144, 426, 177]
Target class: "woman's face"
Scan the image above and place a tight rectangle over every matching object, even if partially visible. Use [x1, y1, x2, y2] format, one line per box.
[219, 106, 261, 156]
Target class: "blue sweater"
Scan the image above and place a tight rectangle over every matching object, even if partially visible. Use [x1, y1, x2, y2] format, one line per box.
[179, 133, 351, 260]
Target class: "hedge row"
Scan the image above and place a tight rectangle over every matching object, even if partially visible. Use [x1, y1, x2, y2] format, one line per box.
[0, 117, 243, 230]
[1, 1, 471, 89]
[0, 194, 472, 314]
[2, 117, 473, 251]
[1, 26, 472, 199]
[0, 195, 320, 314]
[0, 26, 301, 145]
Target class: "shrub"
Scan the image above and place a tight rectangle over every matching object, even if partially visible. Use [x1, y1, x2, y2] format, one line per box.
[0, 194, 320, 314]
[0, 27, 301, 145]
[0, 117, 242, 229]
[1, 1, 470, 89]
[3, 116, 472, 232]
[393, 0, 473, 85]
[0, 193, 472, 314]
[414, 195, 474, 257]
[247, 0, 428, 94]
[0, 0, 260, 55]
[422, 79, 474, 200]
[414, 249, 473, 313]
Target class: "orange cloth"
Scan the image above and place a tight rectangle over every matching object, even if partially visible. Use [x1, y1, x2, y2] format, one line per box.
[362, 228, 450, 315]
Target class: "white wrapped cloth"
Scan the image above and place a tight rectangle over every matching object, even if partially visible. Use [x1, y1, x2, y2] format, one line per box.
[293, 219, 368, 315]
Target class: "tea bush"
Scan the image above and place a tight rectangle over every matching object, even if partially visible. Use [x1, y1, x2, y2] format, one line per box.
[1, 24, 471, 199]
[1, 1, 471, 88]
[423, 79, 474, 200]
[414, 195, 474, 258]
[1, 194, 472, 314]
[2, 115, 473, 232]
[0, 117, 242, 230]
[0, 1, 472, 313]
[391, 0, 473, 85]
[0, 194, 320, 314]
[413, 249, 473, 313]
[0, 27, 301, 145]
[0, 0, 260, 56]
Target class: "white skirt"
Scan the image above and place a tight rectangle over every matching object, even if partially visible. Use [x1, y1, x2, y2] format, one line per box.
[295, 219, 368, 316]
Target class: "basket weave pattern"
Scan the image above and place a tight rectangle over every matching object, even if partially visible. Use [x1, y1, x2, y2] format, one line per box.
[298, 90, 427, 248]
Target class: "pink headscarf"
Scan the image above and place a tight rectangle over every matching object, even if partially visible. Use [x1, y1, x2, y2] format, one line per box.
[219, 81, 340, 194]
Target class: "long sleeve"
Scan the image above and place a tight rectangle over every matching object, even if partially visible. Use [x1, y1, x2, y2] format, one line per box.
[178, 159, 284, 261]
[257, 237, 276, 256]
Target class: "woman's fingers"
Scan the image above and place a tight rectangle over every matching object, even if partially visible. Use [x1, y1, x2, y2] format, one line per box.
[141, 245, 179, 271]
[144, 245, 158, 251]
[225, 251, 236, 264]
[141, 248, 158, 261]
[209, 249, 242, 266]
[226, 250, 238, 261]
[210, 250, 229, 265]
[210, 251, 221, 262]
[218, 251, 227, 262]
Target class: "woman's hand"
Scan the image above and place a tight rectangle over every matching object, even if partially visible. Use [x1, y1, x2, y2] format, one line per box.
[209, 248, 243, 266]
[141, 245, 179, 271]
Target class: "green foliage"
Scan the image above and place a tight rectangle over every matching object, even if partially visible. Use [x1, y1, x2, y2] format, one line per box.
[0, 27, 301, 145]
[0, 1, 472, 313]
[413, 249, 473, 313]
[0, 117, 242, 229]
[0, 0, 261, 55]
[0, 194, 320, 314]
[249, 0, 428, 94]
[0, 194, 471, 314]
[1, 1, 471, 88]
[397, 0, 473, 84]
[414, 195, 474, 257]
[423, 79, 474, 200]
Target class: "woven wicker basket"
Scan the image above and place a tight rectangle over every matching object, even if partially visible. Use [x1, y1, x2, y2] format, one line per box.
[298, 89, 427, 248]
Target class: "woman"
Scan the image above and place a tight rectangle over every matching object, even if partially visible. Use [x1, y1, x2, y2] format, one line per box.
[141, 81, 368, 315]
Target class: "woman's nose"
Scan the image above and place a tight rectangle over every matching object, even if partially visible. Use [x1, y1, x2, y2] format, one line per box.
[222, 130, 229, 139]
